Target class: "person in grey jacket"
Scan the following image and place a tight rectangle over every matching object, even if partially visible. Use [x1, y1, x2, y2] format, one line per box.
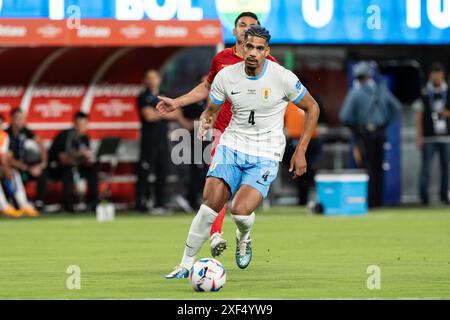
[340, 61, 402, 208]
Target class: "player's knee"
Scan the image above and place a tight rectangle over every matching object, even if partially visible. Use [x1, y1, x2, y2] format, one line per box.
[202, 178, 229, 212]
[230, 202, 252, 215]
[202, 198, 222, 213]
[202, 189, 224, 213]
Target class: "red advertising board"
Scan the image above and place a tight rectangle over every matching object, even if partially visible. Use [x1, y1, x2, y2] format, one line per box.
[0, 19, 222, 202]
[0, 20, 221, 140]
[0, 19, 222, 46]
[0, 46, 183, 140]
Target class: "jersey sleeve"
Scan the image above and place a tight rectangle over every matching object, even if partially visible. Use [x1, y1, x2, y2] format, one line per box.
[209, 70, 226, 106]
[206, 54, 221, 84]
[283, 69, 307, 104]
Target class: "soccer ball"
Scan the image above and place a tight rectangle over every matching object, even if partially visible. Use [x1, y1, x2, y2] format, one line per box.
[189, 258, 226, 292]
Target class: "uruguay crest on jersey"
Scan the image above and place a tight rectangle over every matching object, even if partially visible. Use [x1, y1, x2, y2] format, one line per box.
[261, 88, 271, 101]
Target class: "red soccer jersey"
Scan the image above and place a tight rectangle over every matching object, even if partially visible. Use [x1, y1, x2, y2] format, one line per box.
[207, 46, 279, 133]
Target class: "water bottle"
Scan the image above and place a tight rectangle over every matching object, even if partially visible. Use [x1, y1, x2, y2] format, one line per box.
[96, 202, 115, 222]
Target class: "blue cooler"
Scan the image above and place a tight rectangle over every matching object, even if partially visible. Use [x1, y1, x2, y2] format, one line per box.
[315, 171, 369, 216]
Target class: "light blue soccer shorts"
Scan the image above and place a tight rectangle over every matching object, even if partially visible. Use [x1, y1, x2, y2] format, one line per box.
[207, 145, 279, 198]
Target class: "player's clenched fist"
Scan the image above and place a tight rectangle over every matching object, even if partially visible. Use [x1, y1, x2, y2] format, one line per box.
[156, 96, 180, 114]
[289, 150, 307, 179]
[198, 116, 213, 141]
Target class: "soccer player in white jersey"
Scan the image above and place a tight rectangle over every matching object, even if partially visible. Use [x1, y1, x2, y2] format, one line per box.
[165, 25, 319, 279]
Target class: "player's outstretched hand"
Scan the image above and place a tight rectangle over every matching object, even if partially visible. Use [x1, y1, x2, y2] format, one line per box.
[289, 150, 307, 179]
[198, 116, 213, 141]
[156, 96, 179, 114]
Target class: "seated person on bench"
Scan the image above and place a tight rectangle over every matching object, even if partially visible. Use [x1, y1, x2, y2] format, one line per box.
[0, 114, 39, 217]
[42, 112, 99, 212]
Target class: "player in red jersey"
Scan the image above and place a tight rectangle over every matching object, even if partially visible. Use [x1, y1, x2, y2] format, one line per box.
[157, 12, 279, 270]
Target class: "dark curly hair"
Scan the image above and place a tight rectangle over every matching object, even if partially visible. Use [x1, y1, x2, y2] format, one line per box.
[244, 25, 271, 44]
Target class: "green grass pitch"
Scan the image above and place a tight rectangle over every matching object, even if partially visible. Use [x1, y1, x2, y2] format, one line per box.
[0, 207, 449, 299]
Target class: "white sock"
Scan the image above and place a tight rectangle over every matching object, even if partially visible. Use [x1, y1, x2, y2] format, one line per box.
[12, 171, 30, 208]
[180, 204, 218, 269]
[231, 212, 255, 242]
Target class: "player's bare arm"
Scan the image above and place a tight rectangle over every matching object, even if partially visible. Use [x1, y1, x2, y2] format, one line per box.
[289, 91, 320, 179]
[156, 80, 211, 115]
[198, 100, 221, 140]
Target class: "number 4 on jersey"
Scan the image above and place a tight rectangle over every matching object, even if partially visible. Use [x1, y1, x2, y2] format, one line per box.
[248, 111, 255, 126]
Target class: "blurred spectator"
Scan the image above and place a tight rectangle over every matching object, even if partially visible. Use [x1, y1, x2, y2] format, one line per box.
[6, 108, 48, 209]
[175, 74, 208, 211]
[413, 62, 450, 205]
[43, 112, 98, 212]
[0, 114, 39, 217]
[135, 69, 177, 213]
[340, 61, 402, 208]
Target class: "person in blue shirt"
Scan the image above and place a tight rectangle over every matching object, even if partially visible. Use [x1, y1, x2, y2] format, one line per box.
[340, 61, 402, 208]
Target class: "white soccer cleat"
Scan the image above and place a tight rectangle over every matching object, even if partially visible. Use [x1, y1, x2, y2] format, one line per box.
[210, 232, 228, 257]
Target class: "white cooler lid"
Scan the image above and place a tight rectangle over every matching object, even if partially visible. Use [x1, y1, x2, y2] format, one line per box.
[315, 173, 369, 182]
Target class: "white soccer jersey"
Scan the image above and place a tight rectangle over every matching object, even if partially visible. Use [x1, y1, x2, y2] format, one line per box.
[209, 59, 307, 161]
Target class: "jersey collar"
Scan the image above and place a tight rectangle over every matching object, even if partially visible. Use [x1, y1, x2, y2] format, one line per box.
[245, 59, 268, 80]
